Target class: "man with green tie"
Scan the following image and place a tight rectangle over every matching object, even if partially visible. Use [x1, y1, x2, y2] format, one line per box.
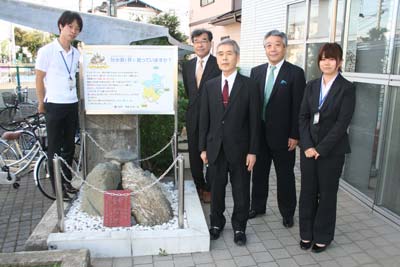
[249, 30, 306, 228]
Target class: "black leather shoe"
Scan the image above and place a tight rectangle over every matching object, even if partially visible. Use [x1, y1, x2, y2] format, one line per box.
[234, 231, 247, 246]
[248, 209, 265, 219]
[312, 243, 328, 253]
[300, 240, 312, 250]
[64, 184, 79, 194]
[283, 217, 294, 228]
[209, 227, 223, 240]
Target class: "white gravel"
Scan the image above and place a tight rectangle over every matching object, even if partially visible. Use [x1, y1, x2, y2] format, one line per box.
[64, 181, 187, 232]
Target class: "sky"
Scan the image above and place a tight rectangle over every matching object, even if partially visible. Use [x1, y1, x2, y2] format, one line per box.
[0, 0, 190, 40]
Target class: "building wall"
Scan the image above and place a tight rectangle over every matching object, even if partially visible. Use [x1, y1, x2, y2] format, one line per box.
[240, 0, 400, 222]
[240, 0, 289, 75]
[189, 0, 241, 53]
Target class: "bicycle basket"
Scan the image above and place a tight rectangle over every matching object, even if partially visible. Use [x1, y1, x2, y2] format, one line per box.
[2, 92, 17, 107]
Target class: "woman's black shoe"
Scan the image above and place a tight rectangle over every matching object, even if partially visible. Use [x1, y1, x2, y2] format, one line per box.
[311, 243, 327, 253]
[300, 240, 312, 250]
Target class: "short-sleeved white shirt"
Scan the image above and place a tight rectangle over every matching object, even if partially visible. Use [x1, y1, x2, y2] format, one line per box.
[35, 39, 80, 103]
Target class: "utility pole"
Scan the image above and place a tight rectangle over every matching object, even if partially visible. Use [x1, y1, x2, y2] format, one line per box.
[109, 0, 117, 17]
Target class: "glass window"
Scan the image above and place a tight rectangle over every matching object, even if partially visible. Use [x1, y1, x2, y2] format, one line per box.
[308, 0, 345, 40]
[286, 44, 305, 69]
[379, 87, 400, 214]
[201, 0, 214, 7]
[345, 0, 396, 73]
[305, 43, 324, 81]
[287, 2, 306, 40]
[392, 4, 400, 74]
[343, 82, 385, 199]
[308, 0, 330, 39]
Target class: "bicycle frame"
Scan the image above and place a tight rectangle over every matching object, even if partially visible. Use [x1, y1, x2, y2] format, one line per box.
[0, 140, 45, 185]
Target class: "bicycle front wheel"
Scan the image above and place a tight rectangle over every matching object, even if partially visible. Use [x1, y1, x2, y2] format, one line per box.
[0, 107, 22, 131]
[34, 154, 80, 200]
[34, 154, 55, 200]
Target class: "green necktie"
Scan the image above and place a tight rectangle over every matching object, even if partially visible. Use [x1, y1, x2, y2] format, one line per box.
[263, 65, 276, 120]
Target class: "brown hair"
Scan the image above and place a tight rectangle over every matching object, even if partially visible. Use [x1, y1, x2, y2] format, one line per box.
[318, 43, 343, 70]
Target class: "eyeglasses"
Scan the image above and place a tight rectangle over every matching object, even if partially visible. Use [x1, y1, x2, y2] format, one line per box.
[193, 40, 210, 45]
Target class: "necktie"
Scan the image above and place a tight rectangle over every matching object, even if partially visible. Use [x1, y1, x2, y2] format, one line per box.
[263, 65, 276, 120]
[222, 79, 229, 108]
[196, 59, 204, 88]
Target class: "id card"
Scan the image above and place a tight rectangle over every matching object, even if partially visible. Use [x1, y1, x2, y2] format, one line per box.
[68, 78, 75, 90]
[313, 112, 320, 124]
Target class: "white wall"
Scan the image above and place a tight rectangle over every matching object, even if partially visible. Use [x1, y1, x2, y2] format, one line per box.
[240, 0, 291, 75]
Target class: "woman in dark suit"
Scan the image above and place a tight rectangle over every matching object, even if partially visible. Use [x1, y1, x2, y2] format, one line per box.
[298, 43, 355, 253]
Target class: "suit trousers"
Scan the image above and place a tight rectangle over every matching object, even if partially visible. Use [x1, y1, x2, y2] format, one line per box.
[251, 125, 297, 218]
[209, 147, 250, 232]
[187, 128, 209, 191]
[45, 102, 79, 191]
[299, 152, 345, 244]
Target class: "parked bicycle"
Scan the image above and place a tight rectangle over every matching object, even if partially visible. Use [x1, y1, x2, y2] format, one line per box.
[0, 114, 81, 200]
[0, 88, 37, 131]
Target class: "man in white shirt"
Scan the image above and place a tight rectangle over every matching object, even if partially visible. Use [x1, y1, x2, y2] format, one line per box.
[35, 11, 83, 199]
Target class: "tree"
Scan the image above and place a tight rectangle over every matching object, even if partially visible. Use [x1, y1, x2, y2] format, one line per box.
[148, 13, 188, 43]
[14, 27, 53, 58]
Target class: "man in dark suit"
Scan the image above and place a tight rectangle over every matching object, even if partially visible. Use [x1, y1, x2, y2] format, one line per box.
[182, 29, 221, 203]
[249, 30, 306, 228]
[199, 39, 261, 246]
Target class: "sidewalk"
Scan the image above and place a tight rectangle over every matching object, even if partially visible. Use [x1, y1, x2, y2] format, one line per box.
[0, 173, 53, 253]
[90, 161, 400, 267]
[1, 157, 400, 266]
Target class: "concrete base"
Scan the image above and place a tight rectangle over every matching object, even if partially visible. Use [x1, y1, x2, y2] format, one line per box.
[47, 180, 209, 258]
[0, 249, 90, 267]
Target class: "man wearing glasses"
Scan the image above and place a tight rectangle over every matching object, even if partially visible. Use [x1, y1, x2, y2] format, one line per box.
[182, 29, 221, 203]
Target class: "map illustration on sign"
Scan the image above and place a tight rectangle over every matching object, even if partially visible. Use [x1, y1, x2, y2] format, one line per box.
[143, 72, 168, 103]
[82, 46, 177, 115]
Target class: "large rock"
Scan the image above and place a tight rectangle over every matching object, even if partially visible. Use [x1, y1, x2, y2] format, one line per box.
[122, 162, 173, 226]
[81, 162, 121, 216]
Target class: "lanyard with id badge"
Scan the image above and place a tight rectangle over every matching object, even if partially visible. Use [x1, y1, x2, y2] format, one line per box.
[314, 85, 329, 125]
[60, 50, 75, 90]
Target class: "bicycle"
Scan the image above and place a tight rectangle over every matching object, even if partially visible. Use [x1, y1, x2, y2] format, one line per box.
[0, 116, 81, 200]
[0, 88, 38, 131]
[0, 114, 44, 160]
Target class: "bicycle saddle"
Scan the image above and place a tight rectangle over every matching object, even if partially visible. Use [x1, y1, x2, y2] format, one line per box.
[1, 131, 22, 141]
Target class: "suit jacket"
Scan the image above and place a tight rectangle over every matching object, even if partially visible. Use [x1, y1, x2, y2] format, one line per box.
[182, 56, 221, 138]
[250, 61, 306, 149]
[198, 73, 261, 164]
[299, 73, 356, 157]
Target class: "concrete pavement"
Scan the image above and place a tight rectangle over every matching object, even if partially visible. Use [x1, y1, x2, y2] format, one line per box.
[1, 153, 400, 266]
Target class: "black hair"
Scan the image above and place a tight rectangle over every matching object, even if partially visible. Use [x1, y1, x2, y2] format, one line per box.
[191, 29, 213, 42]
[57, 11, 83, 33]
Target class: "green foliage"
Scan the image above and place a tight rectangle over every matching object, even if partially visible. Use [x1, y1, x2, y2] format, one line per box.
[148, 13, 188, 43]
[140, 81, 188, 175]
[14, 27, 53, 58]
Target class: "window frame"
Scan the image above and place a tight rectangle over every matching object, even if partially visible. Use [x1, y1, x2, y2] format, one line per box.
[200, 0, 215, 7]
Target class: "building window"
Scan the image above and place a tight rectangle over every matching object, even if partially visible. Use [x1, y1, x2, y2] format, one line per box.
[345, 0, 396, 74]
[287, 1, 306, 40]
[286, 0, 345, 80]
[201, 0, 214, 7]
[391, 1, 400, 74]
